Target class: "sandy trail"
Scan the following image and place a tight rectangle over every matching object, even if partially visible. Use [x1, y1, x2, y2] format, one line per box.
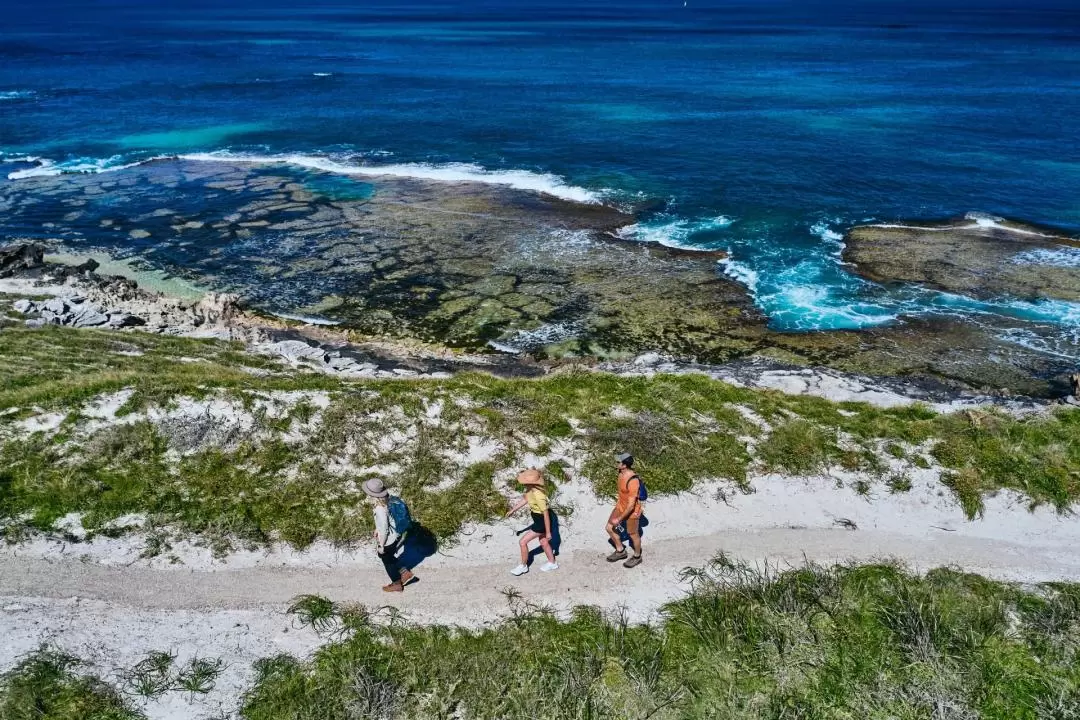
[4, 471, 1080, 719]
[3, 526, 1080, 625]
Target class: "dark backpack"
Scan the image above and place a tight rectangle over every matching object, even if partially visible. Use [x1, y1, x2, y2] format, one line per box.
[388, 495, 412, 535]
[630, 474, 648, 502]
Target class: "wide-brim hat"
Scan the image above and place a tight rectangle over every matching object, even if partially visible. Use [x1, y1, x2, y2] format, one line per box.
[516, 469, 544, 487]
[363, 478, 389, 498]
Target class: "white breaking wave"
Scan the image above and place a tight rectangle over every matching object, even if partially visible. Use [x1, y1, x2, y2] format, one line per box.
[718, 257, 760, 295]
[178, 151, 604, 204]
[5, 148, 605, 205]
[0, 90, 35, 100]
[312, 72, 333, 77]
[870, 212, 1074, 242]
[1011, 247, 1080, 268]
[616, 215, 734, 250]
[6, 155, 144, 180]
[809, 220, 844, 243]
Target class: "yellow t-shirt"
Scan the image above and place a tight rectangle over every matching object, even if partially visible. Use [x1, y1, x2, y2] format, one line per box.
[526, 488, 549, 514]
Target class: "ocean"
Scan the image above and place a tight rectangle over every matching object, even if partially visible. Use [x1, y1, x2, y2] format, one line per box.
[2, 0, 1079, 353]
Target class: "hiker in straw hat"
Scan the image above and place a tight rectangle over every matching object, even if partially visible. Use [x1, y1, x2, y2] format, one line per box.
[363, 477, 416, 592]
[505, 468, 558, 576]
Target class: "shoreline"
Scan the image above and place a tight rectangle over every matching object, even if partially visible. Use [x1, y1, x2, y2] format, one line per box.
[1, 249, 1067, 409]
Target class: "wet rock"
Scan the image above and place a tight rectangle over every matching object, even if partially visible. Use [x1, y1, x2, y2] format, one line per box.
[843, 215, 1080, 301]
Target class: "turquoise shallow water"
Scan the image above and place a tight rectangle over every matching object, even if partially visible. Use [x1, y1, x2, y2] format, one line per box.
[1, 0, 1079, 352]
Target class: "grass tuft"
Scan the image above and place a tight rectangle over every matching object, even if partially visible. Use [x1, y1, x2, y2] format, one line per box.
[0, 648, 144, 720]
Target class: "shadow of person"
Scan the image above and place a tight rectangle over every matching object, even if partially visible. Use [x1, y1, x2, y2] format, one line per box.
[398, 522, 438, 578]
[526, 509, 561, 564]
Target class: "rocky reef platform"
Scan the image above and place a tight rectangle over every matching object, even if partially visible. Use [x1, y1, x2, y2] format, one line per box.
[843, 214, 1080, 302]
[2, 161, 1078, 396]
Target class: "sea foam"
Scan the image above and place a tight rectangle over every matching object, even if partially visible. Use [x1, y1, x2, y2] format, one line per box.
[178, 151, 604, 204]
[616, 215, 734, 250]
[6, 155, 142, 180]
[5, 148, 605, 205]
[1011, 247, 1080, 268]
[718, 257, 760, 295]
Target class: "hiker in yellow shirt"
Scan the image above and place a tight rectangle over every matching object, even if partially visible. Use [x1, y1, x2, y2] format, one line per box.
[505, 468, 558, 576]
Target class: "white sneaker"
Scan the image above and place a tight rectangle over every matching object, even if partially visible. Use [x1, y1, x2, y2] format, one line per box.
[540, 562, 559, 572]
[510, 563, 529, 576]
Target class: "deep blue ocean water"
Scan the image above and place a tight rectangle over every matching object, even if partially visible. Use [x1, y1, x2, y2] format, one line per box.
[2, 0, 1079, 351]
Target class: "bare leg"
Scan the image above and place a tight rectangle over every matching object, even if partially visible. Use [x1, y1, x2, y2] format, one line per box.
[539, 537, 555, 564]
[519, 531, 541, 564]
[626, 516, 642, 557]
[605, 512, 624, 551]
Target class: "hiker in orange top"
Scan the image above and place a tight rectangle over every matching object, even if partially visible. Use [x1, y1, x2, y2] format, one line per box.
[606, 453, 645, 568]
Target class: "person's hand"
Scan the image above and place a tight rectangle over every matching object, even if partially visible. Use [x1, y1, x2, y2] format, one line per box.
[545, 534, 552, 542]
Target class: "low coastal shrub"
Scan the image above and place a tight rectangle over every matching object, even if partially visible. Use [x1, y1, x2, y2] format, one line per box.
[0, 649, 143, 720]
[236, 559, 1080, 719]
[1, 323, 1079, 548]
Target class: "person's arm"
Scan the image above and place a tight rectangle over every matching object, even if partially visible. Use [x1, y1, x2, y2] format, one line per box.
[374, 505, 390, 551]
[543, 508, 552, 540]
[505, 495, 528, 517]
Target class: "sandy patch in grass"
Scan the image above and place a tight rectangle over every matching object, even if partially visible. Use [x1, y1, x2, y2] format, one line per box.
[0, 597, 321, 720]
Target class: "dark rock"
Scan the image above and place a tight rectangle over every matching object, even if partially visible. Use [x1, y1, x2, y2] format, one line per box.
[107, 313, 146, 328]
[0, 243, 45, 278]
[72, 258, 99, 275]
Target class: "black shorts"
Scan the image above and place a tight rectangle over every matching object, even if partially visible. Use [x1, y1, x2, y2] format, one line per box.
[529, 511, 546, 534]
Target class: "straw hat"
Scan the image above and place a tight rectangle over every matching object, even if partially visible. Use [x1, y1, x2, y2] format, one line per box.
[362, 477, 389, 498]
[516, 469, 544, 487]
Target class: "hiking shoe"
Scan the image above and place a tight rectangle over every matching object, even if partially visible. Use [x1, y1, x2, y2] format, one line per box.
[399, 569, 416, 586]
[606, 549, 628, 563]
[382, 581, 404, 592]
[540, 561, 559, 572]
[510, 563, 529, 576]
[623, 554, 643, 569]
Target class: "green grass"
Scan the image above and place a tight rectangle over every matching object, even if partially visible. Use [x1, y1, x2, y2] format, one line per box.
[235, 558, 1080, 719]
[1, 323, 1079, 550]
[0, 649, 143, 720]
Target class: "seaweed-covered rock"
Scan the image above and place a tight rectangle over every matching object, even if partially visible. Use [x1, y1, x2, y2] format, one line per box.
[843, 215, 1080, 301]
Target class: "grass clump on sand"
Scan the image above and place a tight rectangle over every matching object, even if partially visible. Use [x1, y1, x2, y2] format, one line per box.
[0, 649, 143, 720]
[1, 322, 1079, 550]
[238, 558, 1080, 720]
